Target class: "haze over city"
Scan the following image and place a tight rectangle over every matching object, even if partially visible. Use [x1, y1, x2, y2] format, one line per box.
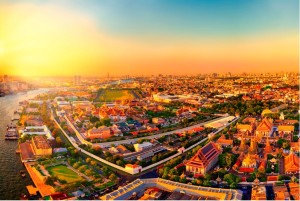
[0, 0, 298, 77]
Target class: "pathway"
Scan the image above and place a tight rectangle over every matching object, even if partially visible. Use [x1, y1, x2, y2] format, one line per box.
[24, 162, 55, 197]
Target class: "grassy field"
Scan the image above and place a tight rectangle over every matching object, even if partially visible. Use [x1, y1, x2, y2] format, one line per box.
[95, 88, 141, 102]
[47, 165, 82, 183]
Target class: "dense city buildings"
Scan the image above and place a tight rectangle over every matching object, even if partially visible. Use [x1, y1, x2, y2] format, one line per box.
[2, 73, 297, 200]
[0, 0, 299, 200]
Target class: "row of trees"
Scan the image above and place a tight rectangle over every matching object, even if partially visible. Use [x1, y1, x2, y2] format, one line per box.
[202, 100, 282, 116]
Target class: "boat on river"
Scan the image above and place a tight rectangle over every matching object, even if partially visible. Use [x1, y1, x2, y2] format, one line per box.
[5, 126, 19, 140]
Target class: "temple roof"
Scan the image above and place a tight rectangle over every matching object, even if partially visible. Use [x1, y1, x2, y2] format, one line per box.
[284, 152, 299, 172]
[186, 142, 220, 168]
[256, 118, 273, 131]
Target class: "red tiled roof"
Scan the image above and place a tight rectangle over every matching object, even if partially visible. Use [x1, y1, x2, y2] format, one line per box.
[50, 192, 69, 200]
[186, 142, 220, 169]
[239, 167, 254, 173]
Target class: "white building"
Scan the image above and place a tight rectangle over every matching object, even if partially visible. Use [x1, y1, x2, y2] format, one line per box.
[19, 125, 54, 140]
[134, 142, 153, 152]
[125, 164, 142, 174]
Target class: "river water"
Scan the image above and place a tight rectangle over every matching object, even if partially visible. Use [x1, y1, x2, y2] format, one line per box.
[0, 89, 49, 199]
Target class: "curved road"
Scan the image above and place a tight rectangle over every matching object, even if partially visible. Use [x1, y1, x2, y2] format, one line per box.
[65, 115, 235, 148]
[54, 111, 237, 175]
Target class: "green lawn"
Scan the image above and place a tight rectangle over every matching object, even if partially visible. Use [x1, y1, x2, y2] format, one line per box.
[96, 89, 136, 102]
[47, 165, 83, 183]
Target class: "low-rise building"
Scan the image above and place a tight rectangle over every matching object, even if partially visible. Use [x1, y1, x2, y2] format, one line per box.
[20, 125, 54, 140]
[31, 136, 52, 156]
[125, 164, 142, 174]
[134, 142, 153, 152]
[86, 126, 111, 139]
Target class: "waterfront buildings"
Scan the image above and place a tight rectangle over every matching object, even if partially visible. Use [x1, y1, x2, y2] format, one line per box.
[20, 125, 54, 140]
[31, 136, 52, 156]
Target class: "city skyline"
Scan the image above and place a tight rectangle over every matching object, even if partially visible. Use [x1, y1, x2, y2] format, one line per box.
[0, 0, 299, 77]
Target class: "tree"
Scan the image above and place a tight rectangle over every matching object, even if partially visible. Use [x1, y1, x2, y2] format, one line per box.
[225, 154, 233, 168]
[90, 160, 97, 166]
[294, 122, 299, 132]
[73, 162, 81, 169]
[230, 182, 238, 189]
[101, 118, 111, 127]
[152, 155, 158, 163]
[116, 160, 125, 167]
[56, 137, 63, 145]
[45, 176, 57, 186]
[102, 166, 111, 176]
[90, 116, 100, 123]
[52, 128, 60, 137]
[204, 173, 211, 181]
[224, 173, 239, 185]
[179, 177, 187, 183]
[86, 158, 92, 163]
[109, 173, 117, 181]
[282, 142, 290, 150]
[203, 180, 211, 187]
[84, 169, 93, 176]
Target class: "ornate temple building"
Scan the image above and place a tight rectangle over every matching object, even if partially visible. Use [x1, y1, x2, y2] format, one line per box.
[255, 118, 273, 139]
[186, 142, 221, 175]
[236, 123, 254, 133]
[284, 150, 300, 174]
[241, 153, 257, 168]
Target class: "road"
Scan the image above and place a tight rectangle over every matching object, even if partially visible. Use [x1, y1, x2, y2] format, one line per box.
[54, 110, 237, 175]
[65, 116, 234, 148]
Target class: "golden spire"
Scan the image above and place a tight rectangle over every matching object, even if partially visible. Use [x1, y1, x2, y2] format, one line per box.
[239, 133, 247, 152]
[249, 137, 257, 154]
[265, 136, 272, 153]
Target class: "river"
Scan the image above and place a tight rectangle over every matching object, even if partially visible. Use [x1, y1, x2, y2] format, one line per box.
[0, 89, 49, 199]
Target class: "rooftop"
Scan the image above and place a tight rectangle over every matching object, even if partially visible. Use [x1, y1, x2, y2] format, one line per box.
[32, 136, 51, 149]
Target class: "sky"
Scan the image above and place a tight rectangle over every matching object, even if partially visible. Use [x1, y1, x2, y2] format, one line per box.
[0, 0, 298, 77]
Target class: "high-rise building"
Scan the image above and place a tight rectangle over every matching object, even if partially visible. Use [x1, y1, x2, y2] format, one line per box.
[74, 75, 81, 86]
[3, 75, 8, 82]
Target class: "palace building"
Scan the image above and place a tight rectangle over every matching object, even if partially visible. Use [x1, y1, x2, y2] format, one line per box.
[284, 150, 300, 174]
[186, 142, 221, 175]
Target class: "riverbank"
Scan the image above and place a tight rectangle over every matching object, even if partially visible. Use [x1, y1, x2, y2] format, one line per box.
[0, 88, 50, 199]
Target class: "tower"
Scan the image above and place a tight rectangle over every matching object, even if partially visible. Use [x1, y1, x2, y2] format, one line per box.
[249, 137, 257, 154]
[265, 137, 272, 154]
[74, 75, 81, 86]
[239, 134, 247, 152]
[279, 112, 285, 120]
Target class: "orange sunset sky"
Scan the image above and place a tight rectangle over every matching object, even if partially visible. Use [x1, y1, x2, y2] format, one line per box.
[0, 0, 298, 77]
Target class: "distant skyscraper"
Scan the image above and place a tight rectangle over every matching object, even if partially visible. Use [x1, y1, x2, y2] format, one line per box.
[3, 75, 8, 82]
[74, 75, 81, 86]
